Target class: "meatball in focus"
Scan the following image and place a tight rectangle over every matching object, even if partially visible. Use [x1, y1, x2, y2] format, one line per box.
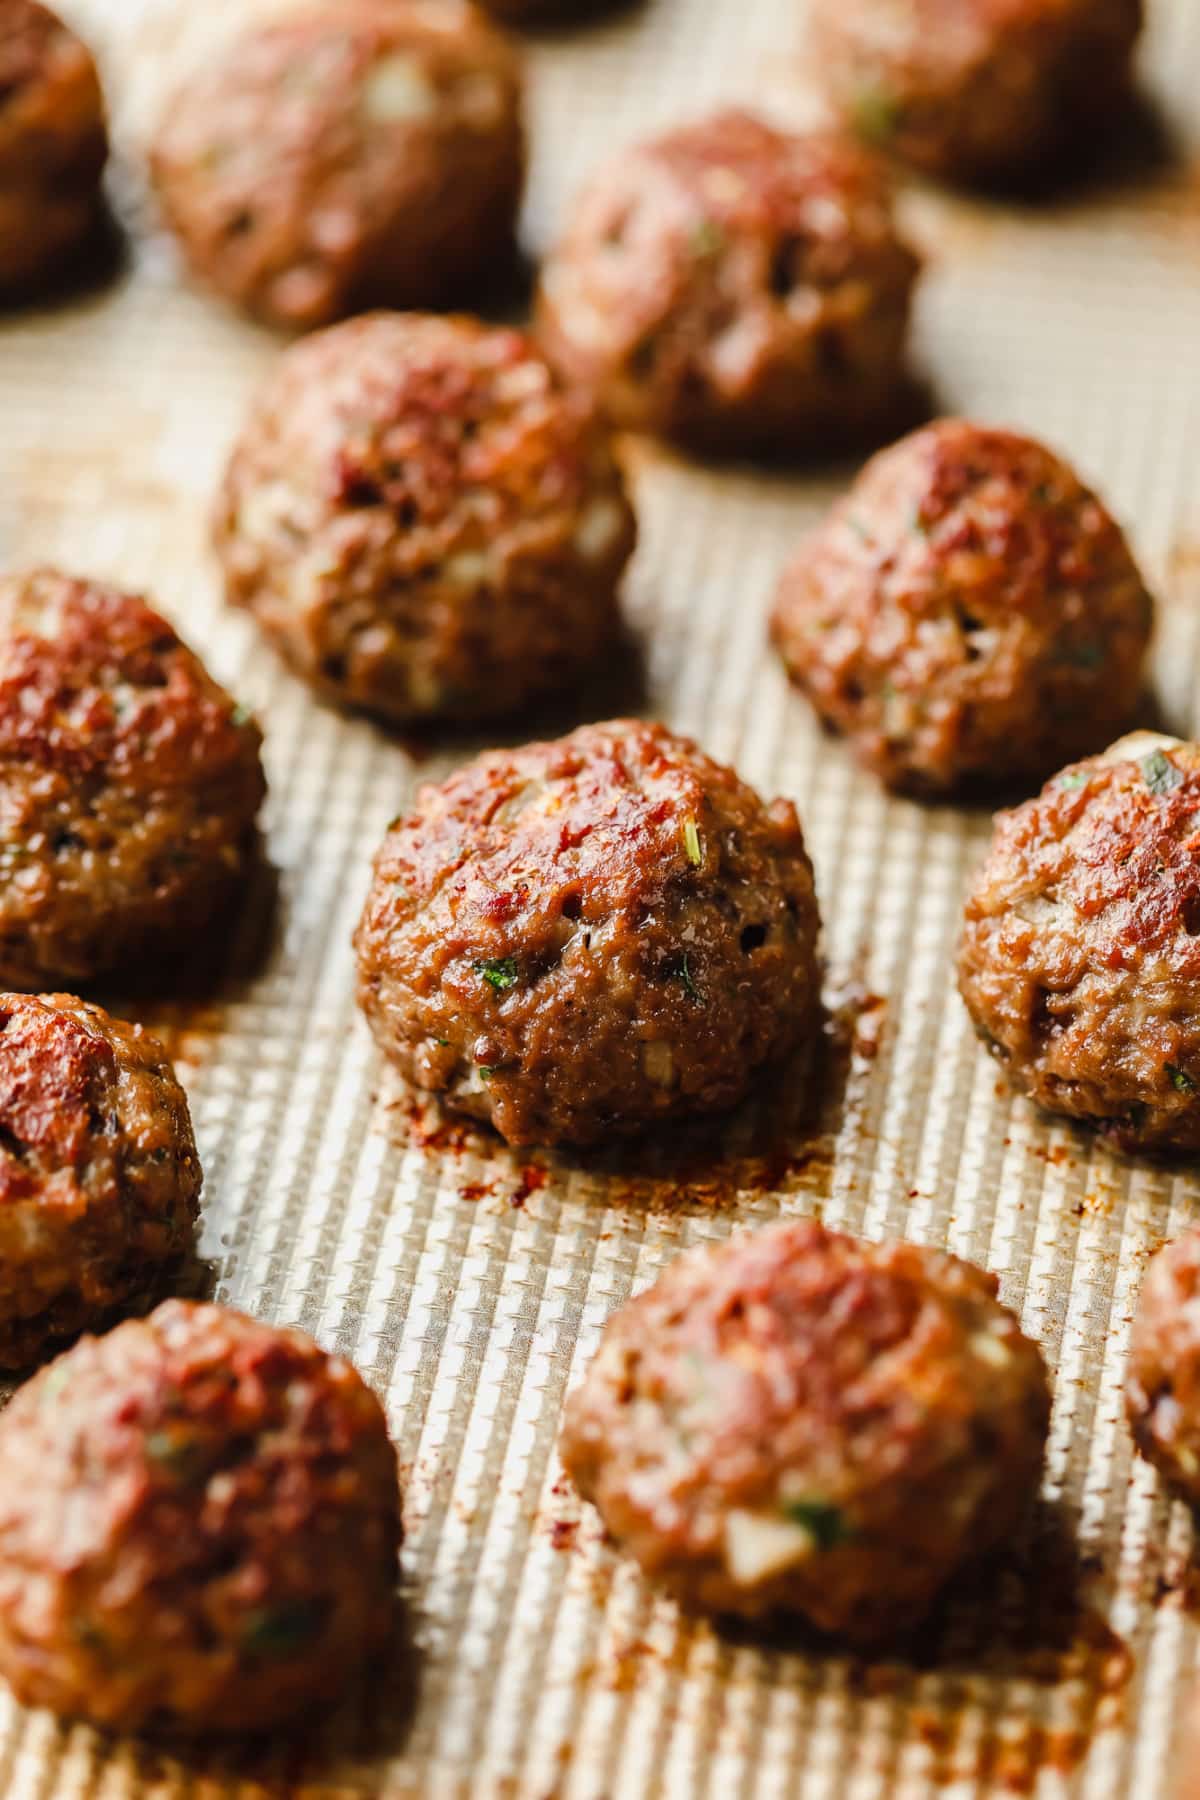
[150, 1, 525, 332]
[0, 569, 265, 989]
[0, 0, 108, 294]
[561, 1218, 1050, 1641]
[215, 312, 636, 724]
[536, 110, 920, 456]
[958, 733, 1200, 1154]
[0, 1300, 401, 1733]
[355, 719, 821, 1147]
[811, 0, 1144, 188]
[1127, 1230, 1200, 1503]
[771, 421, 1153, 796]
[0, 993, 200, 1370]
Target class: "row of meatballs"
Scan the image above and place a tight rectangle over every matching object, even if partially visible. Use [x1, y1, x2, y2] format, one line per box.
[4, 0, 1147, 321]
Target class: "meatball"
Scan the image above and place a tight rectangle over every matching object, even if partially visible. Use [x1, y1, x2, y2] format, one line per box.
[771, 421, 1153, 796]
[215, 312, 636, 725]
[0, 993, 200, 1370]
[1127, 1230, 1200, 1503]
[0, 0, 108, 294]
[561, 1218, 1050, 1642]
[810, 0, 1144, 188]
[0, 569, 265, 989]
[958, 732, 1200, 1154]
[149, 1, 525, 332]
[354, 719, 820, 1147]
[0, 1300, 400, 1733]
[535, 110, 920, 456]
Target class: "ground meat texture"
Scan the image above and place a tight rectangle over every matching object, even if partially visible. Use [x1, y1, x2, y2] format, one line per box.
[149, 1, 525, 332]
[957, 732, 1200, 1154]
[535, 110, 920, 456]
[1126, 1231, 1200, 1503]
[810, 0, 1144, 188]
[215, 313, 636, 724]
[354, 719, 820, 1147]
[0, 993, 200, 1370]
[0, 0, 108, 293]
[561, 1218, 1049, 1642]
[0, 1300, 401, 1733]
[0, 570, 265, 989]
[771, 421, 1153, 797]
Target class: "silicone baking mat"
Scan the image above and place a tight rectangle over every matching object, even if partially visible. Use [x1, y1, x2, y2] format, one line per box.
[2, 0, 1200, 1793]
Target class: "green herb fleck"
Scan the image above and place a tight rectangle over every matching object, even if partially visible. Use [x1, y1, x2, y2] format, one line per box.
[683, 819, 703, 867]
[1057, 643, 1104, 670]
[845, 513, 872, 544]
[851, 86, 900, 145]
[146, 1431, 207, 1482]
[1032, 483, 1054, 505]
[476, 957, 518, 993]
[1142, 749, 1183, 797]
[691, 219, 725, 258]
[41, 1365, 71, 1403]
[1167, 1063, 1196, 1094]
[434, 1036, 450, 1047]
[1057, 771, 1087, 791]
[675, 952, 701, 1003]
[231, 703, 252, 727]
[782, 1498, 852, 1548]
[243, 1598, 328, 1657]
[478, 1065, 499, 1079]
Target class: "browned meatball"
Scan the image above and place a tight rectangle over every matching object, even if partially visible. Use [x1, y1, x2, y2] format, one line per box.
[535, 110, 920, 456]
[150, 1, 525, 332]
[771, 421, 1153, 796]
[811, 0, 1143, 188]
[958, 732, 1200, 1154]
[561, 1218, 1050, 1642]
[0, 0, 107, 293]
[215, 312, 636, 725]
[1127, 1230, 1200, 1502]
[354, 720, 821, 1147]
[0, 1300, 401, 1733]
[0, 570, 265, 989]
[0, 993, 200, 1370]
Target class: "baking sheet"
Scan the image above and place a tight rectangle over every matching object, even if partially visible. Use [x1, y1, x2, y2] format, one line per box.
[3, 0, 1200, 1793]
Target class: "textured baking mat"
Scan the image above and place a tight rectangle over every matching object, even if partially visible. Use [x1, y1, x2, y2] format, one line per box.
[2, 0, 1200, 1794]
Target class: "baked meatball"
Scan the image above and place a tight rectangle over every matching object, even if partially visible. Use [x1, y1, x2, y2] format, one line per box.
[1127, 1230, 1200, 1503]
[810, 0, 1144, 188]
[535, 110, 920, 456]
[355, 719, 820, 1147]
[0, 993, 200, 1370]
[0, 569, 265, 989]
[215, 312, 635, 725]
[150, 1, 524, 332]
[958, 732, 1200, 1154]
[561, 1218, 1050, 1642]
[0, 0, 107, 295]
[771, 421, 1153, 796]
[0, 1300, 400, 1734]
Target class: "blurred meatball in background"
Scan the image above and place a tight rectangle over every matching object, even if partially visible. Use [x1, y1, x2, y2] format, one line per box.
[536, 110, 920, 457]
[771, 420, 1153, 796]
[150, 1, 525, 331]
[0, 0, 108, 295]
[959, 733, 1200, 1154]
[561, 1218, 1050, 1642]
[215, 312, 636, 725]
[810, 0, 1144, 188]
[355, 719, 821, 1147]
[1128, 1229, 1200, 1504]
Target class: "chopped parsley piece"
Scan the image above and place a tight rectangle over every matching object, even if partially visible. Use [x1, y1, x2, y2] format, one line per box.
[683, 819, 703, 867]
[1057, 771, 1087, 791]
[1166, 1063, 1195, 1094]
[851, 86, 900, 145]
[781, 1498, 852, 1548]
[243, 1598, 327, 1657]
[676, 952, 700, 1002]
[1142, 749, 1183, 796]
[231, 703, 252, 727]
[691, 219, 725, 258]
[477, 1065, 500, 1079]
[476, 957, 518, 992]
